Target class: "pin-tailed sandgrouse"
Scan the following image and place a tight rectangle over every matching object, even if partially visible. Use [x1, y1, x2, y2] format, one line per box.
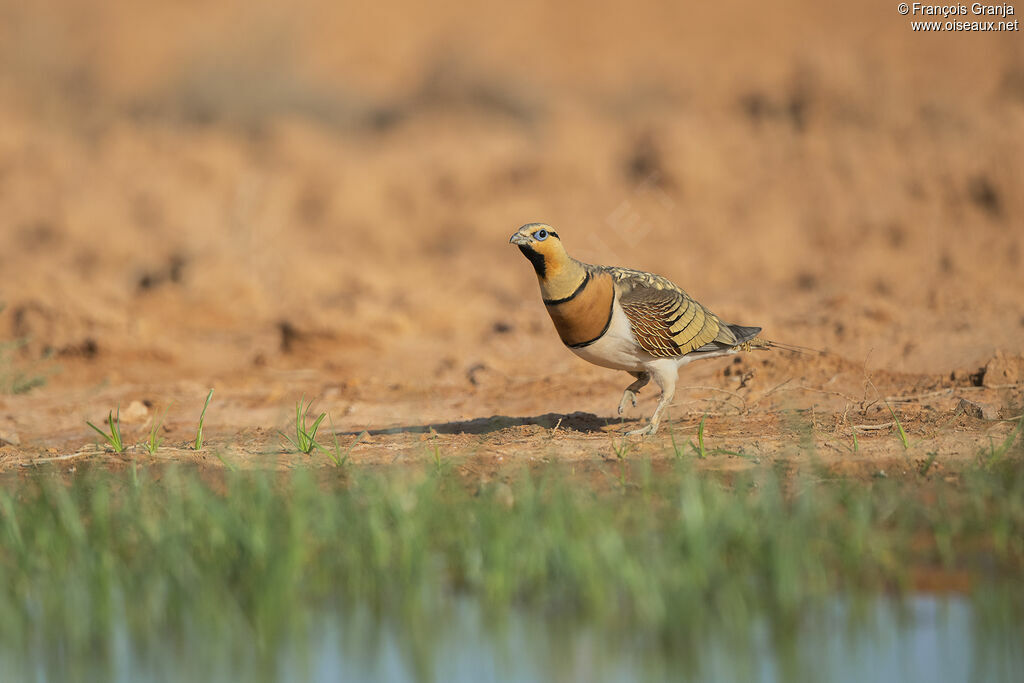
[511, 222, 765, 435]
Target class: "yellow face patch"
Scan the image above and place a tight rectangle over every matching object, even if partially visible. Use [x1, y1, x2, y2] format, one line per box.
[511, 224, 574, 286]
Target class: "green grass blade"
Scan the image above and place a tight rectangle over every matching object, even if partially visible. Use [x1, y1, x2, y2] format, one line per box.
[194, 389, 214, 450]
[86, 420, 113, 447]
[324, 415, 360, 466]
[668, 427, 683, 459]
[308, 412, 326, 441]
[110, 405, 123, 452]
[87, 409, 124, 453]
[884, 401, 909, 450]
[144, 406, 168, 455]
[691, 414, 707, 459]
[278, 431, 302, 452]
[326, 415, 343, 466]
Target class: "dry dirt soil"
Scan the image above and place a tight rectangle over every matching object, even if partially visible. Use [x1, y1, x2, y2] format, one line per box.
[0, 0, 1022, 478]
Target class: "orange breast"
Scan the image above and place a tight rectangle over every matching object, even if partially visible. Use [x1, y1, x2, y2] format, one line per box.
[544, 272, 615, 347]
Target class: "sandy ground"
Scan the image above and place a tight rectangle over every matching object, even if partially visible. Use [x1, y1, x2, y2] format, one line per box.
[0, 0, 1022, 475]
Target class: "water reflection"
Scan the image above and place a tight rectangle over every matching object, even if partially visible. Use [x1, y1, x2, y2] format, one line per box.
[11, 594, 1013, 682]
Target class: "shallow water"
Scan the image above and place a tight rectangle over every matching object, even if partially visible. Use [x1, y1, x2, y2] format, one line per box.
[6, 594, 1020, 682]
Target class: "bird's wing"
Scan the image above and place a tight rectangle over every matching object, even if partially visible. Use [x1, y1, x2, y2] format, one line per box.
[604, 267, 739, 358]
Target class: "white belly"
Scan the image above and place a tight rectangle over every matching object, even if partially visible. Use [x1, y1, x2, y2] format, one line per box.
[568, 297, 741, 373]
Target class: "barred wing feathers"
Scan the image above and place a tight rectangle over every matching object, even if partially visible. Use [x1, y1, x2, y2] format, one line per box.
[604, 267, 751, 358]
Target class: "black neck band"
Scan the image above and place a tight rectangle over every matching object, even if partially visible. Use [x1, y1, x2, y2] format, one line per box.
[543, 271, 590, 306]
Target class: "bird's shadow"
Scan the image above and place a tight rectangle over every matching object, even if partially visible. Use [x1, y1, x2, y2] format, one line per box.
[340, 411, 618, 437]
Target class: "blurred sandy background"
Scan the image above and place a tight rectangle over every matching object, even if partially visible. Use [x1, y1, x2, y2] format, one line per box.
[1, 0, 1022, 457]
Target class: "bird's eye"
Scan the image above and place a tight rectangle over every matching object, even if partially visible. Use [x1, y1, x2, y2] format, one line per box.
[535, 229, 548, 241]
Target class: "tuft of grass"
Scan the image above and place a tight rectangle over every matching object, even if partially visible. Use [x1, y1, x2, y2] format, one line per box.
[86, 406, 125, 453]
[865, 376, 908, 451]
[690, 414, 708, 459]
[610, 435, 634, 460]
[669, 426, 684, 459]
[279, 396, 327, 455]
[429, 427, 443, 471]
[884, 400, 910, 450]
[142, 406, 169, 455]
[325, 415, 363, 467]
[670, 415, 743, 459]
[193, 389, 214, 450]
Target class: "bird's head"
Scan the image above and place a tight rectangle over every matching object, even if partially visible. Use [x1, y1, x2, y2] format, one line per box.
[509, 223, 568, 279]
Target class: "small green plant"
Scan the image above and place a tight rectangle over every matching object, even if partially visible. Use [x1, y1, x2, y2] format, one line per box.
[669, 426, 684, 459]
[865, 376, 908, 451]
[87, 406, 125, 453]
[851, 426, 860, 453]
[324, 415, 363, 467]
[429, 428, 442, 470]
[143, 406, 169, 455]
[884, 401, 909, 450]
[193, 389, 214, 450]
[280, 396, 327, 455]
[690, 414, 708, 459]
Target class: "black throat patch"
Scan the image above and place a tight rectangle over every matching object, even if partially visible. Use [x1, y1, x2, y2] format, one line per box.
[518, 245, 546, 278]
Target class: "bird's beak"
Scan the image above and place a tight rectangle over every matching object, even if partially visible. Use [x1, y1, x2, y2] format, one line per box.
[509, 231, 531, 246]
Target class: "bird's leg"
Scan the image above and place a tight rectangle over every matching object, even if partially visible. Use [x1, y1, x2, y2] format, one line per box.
[618, 371, 650, 415]
[626, 364, 677, 436]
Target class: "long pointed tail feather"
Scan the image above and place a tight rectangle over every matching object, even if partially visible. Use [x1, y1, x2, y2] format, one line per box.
[741, 337, 824, 355]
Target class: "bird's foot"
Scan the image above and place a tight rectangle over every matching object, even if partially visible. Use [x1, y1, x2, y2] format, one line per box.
[625, 422, 657, 437]
[618, 390, 638, 415]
